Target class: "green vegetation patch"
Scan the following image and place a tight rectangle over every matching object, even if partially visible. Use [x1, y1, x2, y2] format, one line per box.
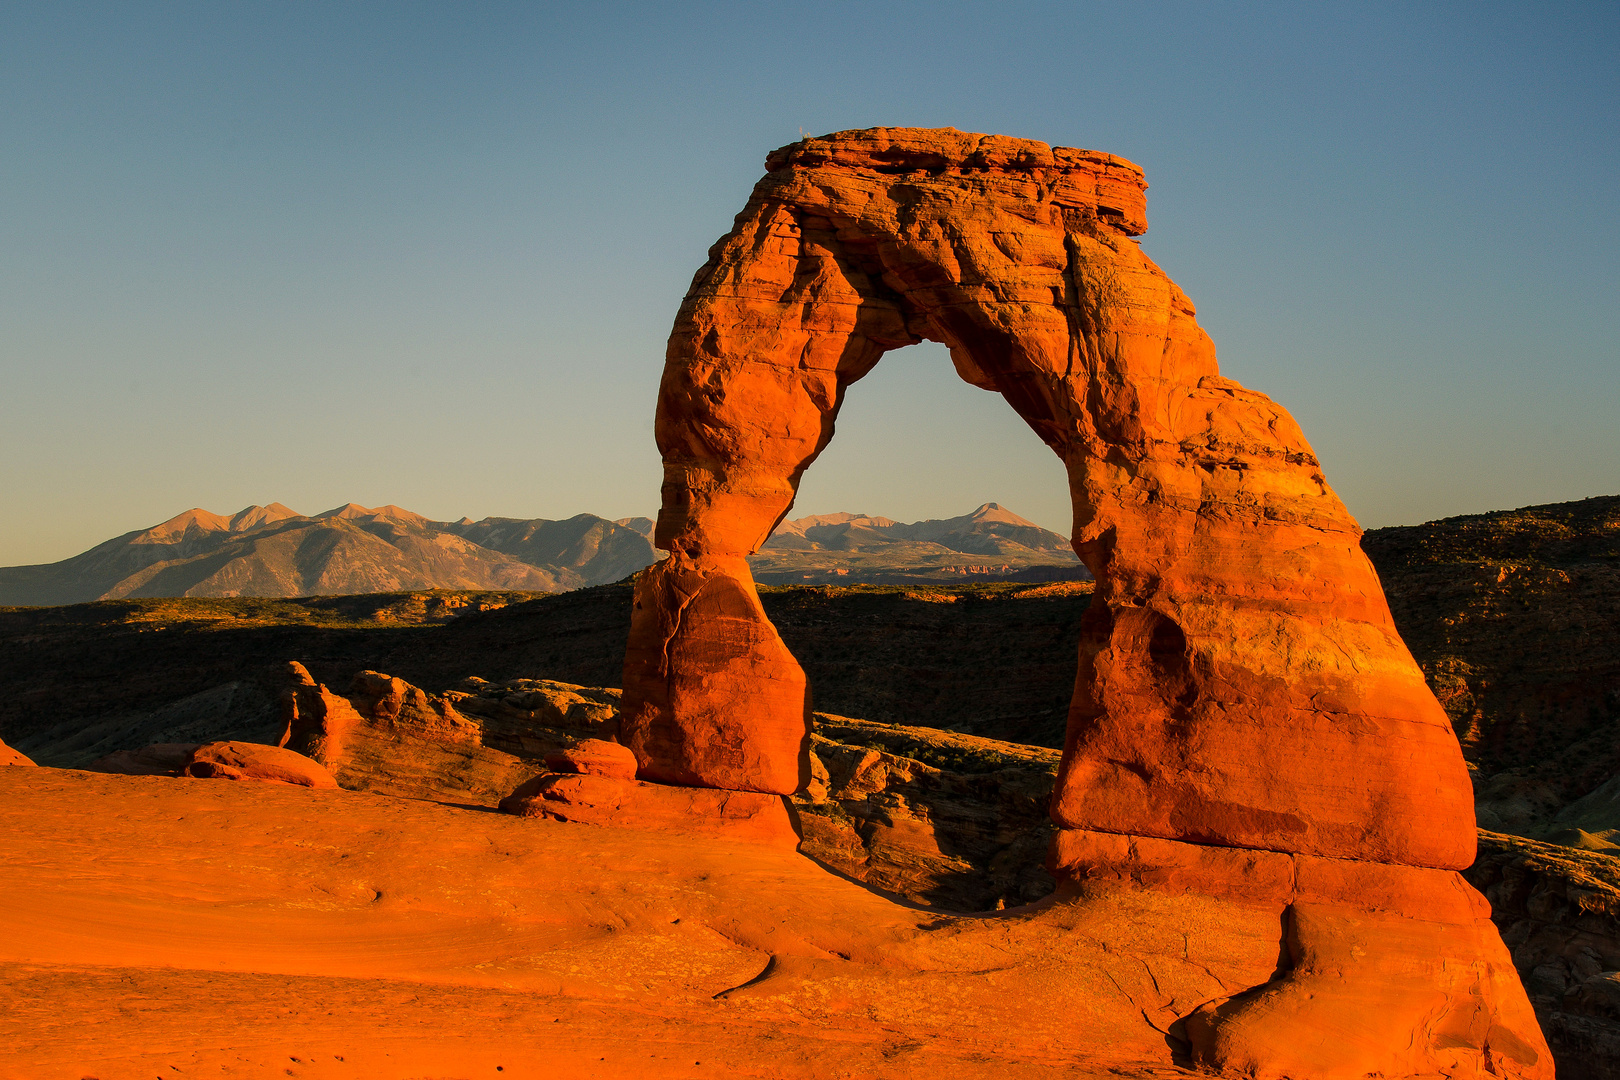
[0, 590, 552, 633]
[757, 580, 1093, 604]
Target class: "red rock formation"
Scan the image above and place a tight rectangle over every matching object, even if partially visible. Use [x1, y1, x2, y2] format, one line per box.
[543, 738, 638, 780]
[622, 555, 809, 793]
[0, 737, 35, 767]
[624, 127, 1548, 1076]
[628, 126, 1472, 860]
[1053, 830, 1546, 1075]
[277, 664, 632, 806]
[277, 661, 364, 764]
[182, 741, 338, 788]
[280, 663, 538, 805]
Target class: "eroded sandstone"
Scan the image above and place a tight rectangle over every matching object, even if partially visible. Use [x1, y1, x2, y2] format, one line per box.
[276, 661, 616, 806]
[182, 740, 338, 788]
[621, 126, 1547, 1077]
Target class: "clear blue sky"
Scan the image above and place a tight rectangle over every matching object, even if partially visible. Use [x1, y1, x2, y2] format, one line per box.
[2, 1, 1615, 565]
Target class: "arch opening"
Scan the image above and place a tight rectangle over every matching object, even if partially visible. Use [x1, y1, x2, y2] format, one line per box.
[770, 339, 1072, 543]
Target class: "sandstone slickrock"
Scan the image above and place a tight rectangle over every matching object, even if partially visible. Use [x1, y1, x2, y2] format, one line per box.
[0, 765, 1459, 1079]
[129, 655, 1600, 1074]
[624, 126, 1546, 1076]
[0, 737, 35, 767]
[182, 740, 338, 788]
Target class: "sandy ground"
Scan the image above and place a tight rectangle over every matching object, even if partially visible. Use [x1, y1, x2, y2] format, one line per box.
[0, 768, 1231, 1079]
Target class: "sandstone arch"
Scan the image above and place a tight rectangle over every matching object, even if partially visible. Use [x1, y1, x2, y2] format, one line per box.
[623, 126, 1470, 865]
[617, 128, 1549, 1076]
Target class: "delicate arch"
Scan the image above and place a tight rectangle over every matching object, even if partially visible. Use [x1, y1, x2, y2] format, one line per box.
[621, 127, 1473, 871]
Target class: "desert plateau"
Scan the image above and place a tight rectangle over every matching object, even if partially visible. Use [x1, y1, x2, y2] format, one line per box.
[5, 118, 1618, 1080]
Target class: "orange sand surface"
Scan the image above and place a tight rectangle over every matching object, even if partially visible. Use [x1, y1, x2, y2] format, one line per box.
[0, 769, 1225, 1079]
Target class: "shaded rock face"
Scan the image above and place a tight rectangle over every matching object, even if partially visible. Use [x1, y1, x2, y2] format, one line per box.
[88, 743, 197, 776]
[19, 679, 283, 772]
[623, 127, 1544, 1076]
[1363, 494, 1620, 838]
[276, 661, 620, 807]
[793, 714, 1059, 911]
[1468, 832, 1620, 1080]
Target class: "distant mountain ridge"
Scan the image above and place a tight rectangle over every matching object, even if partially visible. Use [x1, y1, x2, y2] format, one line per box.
[0, 504, 659, 606]
[749, 503, 1085, 586]
[0, 501, 1084, 604]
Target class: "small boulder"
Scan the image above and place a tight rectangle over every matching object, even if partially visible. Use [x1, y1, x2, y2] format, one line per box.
[498, 772, 551, 814]
[542, 738, 638, 781]
[89, 743, 200, 776]
[1, 737, 36, 768]
[182, 741, 339, 789]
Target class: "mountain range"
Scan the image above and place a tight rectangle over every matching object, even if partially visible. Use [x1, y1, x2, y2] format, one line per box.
[748, 503, 1083, 585]
[0, 504, 658, 606]
[0, 501, 1082, 605]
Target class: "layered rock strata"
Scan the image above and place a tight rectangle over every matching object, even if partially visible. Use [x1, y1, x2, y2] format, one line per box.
[623, 127, 1548, 1076]
[1469, 831, 1620, 1079]
[277, 661, 619, 806]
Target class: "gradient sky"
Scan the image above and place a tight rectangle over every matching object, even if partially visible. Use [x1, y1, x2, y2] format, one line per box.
[2, 1, 1615, 566]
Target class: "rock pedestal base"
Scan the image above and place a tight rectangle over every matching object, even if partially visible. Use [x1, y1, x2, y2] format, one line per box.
[1051, 829, 1553, 1079]
[620, 554, 810, 795]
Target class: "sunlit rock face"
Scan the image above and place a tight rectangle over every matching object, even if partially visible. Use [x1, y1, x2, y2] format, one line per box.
[625, 125, 1470, 857]
[624, 127, 1552, 1076]
[0, 736, 35, 768]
